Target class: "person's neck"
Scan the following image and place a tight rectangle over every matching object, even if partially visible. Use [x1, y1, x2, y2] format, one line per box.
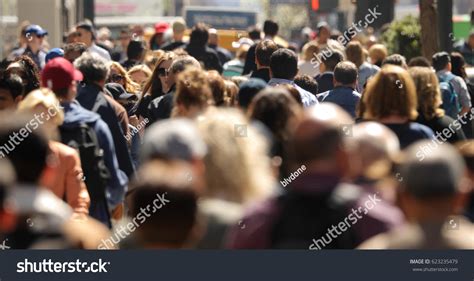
[174, 35, 183, 42]
[28, 44, 40, 54]
[379, 115, 409, 124]
[334, 83, 355, 89]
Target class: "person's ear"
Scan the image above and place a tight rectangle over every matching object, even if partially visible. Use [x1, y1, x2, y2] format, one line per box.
[14, 96, 23, 105]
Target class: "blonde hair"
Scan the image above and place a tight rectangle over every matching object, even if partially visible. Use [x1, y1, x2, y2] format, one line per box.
[197, 108, 275, 204]
[408, 67, 444, 119]
[301, 42, 319, 62]
[362, 65, 418, 120]
[18, 88, 64, 126]
[368, 44, 388, 65]
[127, 64, 152, 89]
[110, 61, 140, 93]
[345, 41, 365, 68]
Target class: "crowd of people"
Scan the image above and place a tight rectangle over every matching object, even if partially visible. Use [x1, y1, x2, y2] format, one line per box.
[0, 17, 473, 250]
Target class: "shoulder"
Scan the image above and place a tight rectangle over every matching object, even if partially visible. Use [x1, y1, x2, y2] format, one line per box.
[409, 122, 435, 137]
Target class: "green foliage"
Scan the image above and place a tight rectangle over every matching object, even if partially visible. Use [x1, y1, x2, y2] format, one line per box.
[380, 15, 422, 61]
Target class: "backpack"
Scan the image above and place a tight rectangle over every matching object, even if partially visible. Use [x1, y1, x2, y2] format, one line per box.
[438, 74, 460, 119]
[59, 123, 111, 221]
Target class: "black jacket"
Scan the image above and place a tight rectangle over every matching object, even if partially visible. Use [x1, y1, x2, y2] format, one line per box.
[315, 72, 334, 94]
[251, 68, 271, 83]
[185, 44, 223, 73]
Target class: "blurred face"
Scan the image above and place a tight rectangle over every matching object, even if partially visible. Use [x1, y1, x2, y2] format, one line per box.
[120, 33, 130, 49]
[28, 34, 44, 50]
[108, 67, 125, 87]
[76, 28, 93, 45]
[156, 59, 172, 93]
[208, 33, 218, 45]
[6, 63, 28, 90]
[130, 70, 148, 87]
[65, 50, 82, 63]
[469, 35, 474, 48]
[318, 27, 330, 43]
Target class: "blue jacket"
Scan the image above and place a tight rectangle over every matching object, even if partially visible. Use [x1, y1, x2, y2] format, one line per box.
[318, 86, 361, 118]
[60, 101, 128, 224]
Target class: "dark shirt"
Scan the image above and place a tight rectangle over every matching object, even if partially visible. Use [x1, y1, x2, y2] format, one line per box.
[250, 68, 271, 82]
[147, 88, 175, 124]
[318, 86, 361, 118]
[383, 122, 434, 149]
[416, 115, 466, 144]
[209, 44, 232, 65]
[242, 43, 257, 75]
[315, 72, 334, 94]
[184, 44, 223, 73]
[161, 41, 186, 51]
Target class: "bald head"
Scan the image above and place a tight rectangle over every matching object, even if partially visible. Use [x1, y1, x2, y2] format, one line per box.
[352, 122, 400, 169]
[290, 104, 353, 166]
[400, 141, 466, 199]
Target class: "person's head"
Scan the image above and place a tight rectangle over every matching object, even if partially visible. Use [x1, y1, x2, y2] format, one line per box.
[289, 103, 353, 175]
[294, 75, 318, 96]
[316, 22, 330, 44]
[126, 160, 200, 249]
[45, 48, 64, 64]
[24, 25, 48, 52]
[74, 52, 109, 88]
[172, 19, 186, 41]
[119, 29, 131, 49]
[0, 74, 24, 110]
[248, 87, 303, 144]
[235, 44, 250, 62]
[450, 52, 467, 79]
[17, 88, 64, 139]
[263, 20, 279, 38]
[269, 48, 298, 80]
[127, 64, 152, 89]
[0, 111, 49, 184]
[368, 44, 388, 67]
[206, 70, 226, 106]
[301, 42, 319, 62]
[467, 31, 474, 49]
[278, 84, 302, 106]
[6, 56, 40, 96]
[408, 66, 443, 120]
[238, 78, 267, 111]
[248, 25, 262, 41]
[408, 56, 431, 68]
[75, 20, 96, 46]
[167, 56, 201, 91]
[198, 108, 275, 203]
[345, 41, 365, 68]
[432, 52, 451, 72]
[397, 141, 470, 222]
[223, 80, 239, 107]
[255, 39, 279, 68]
[362, 65, 418, 121]
[126, 39, 147, 63]
[189, 23, 209, 47]
[320, 50, 344, 72]
[382, 54, 408, 69]
[173, 68, 213, 118]
[208, 28, 219, 46]
[108, 61, 140, 93]
[41, 57, 83, 102]
[63, 42, 88, 63]
[347, 122, 400, 180]
[333, 61, 358, 88]
[142, 52, 176, 96]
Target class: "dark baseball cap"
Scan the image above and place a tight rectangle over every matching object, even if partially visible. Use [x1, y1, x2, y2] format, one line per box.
[41, 57, 83, 92]
[105, 83, 136, 101]
[45, 48, 65, 63]
[25, 25, 48, 37]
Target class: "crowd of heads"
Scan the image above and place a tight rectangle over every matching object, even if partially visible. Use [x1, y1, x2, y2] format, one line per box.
[0, 17, 473, 250]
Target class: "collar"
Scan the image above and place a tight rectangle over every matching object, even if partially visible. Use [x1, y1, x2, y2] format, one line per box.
[268, 78, 293, 86]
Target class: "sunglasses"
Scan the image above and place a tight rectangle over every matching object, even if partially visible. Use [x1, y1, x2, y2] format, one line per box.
[110, 74, 124, 82]
[157, 68, 170, 77]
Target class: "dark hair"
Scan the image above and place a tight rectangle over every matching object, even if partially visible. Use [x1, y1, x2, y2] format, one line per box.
[189, 23, 209, 47]
[0, 111, 49, 183]
[248, 25, 261, 41]
[334, 61, 358, 85]
[127, 40, 147, 61]
[408, 56, 431, 68]
[207, 70, 226, 106]
[382, 54, 407, 68]
[270, 48, 298, 80]
[263, 20, 279, 37]
[322, 50, 344, 71]
[255, 39, 279, 66]
[7, 56, 40, 96]
[170, 56, 200, 74]
[432, 52, 451, 72]
[294, 75, 318, 96]
[0, 74, 24, 99]
[238, 78, 267, 110]
[450, 52, 467, 79]
[64, 42, 88, 55]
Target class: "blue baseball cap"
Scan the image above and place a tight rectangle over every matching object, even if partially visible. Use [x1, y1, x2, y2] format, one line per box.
[25, 25, 48, 37]
[45, 48, 64, 63]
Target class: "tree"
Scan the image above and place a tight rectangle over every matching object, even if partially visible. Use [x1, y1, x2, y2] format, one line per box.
[419, 0, 439, 59]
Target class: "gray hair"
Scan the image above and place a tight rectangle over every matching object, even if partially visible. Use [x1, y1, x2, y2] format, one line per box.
[170, 56, 201, 74]
[74, 52, 110, 83]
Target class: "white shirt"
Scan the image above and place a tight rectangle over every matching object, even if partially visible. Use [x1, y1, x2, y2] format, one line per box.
[89, 43, 111, 61]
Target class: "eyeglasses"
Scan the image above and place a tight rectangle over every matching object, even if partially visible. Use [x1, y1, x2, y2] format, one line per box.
[109, 74, 124, 82]
[157, 68, 169, 77]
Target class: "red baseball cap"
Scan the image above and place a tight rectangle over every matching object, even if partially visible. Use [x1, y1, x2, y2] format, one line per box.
[154, 22, 169, 34]
[41, 57, 83, 92]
